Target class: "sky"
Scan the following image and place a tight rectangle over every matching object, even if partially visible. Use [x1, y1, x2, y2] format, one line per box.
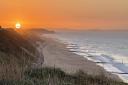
[0, 0, 128, 30]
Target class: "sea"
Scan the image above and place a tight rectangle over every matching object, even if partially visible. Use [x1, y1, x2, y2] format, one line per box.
[43, 30, 128, 82]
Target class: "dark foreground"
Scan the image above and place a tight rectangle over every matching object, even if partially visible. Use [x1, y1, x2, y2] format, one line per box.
[0, 67, 127, 85]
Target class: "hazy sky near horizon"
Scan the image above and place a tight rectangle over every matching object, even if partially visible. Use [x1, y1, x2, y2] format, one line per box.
[0, 0, 128, 30]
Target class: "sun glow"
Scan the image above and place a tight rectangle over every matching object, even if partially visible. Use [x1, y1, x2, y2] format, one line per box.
[15, 22, 21, 29]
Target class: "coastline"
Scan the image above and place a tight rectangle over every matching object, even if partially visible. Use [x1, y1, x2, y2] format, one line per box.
[36, 34, 121, 81]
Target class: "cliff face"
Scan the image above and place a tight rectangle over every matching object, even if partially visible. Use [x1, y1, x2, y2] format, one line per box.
[28, 28, 55, 34]
[0, 28, 40, 80]
[1, 29, 31, 51]
[0, 28, 38, 65]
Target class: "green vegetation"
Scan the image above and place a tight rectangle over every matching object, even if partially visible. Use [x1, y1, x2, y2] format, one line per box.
[0, 67, 127, 85]
[24, 67, 128, 85]
[0, 28, 128, 85]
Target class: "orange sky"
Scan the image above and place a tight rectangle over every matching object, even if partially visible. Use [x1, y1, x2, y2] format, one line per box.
[0, 0, 128, 30]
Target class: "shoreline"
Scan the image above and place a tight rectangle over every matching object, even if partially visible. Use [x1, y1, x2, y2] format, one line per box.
[64, 41, 128, 83]
[36, 34, 121, 81]
[41, 33, 128, 83]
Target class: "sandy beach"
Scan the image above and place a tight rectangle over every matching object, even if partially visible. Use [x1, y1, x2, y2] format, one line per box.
[33, 34, 121, 81]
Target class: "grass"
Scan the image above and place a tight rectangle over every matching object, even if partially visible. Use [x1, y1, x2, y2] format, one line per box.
[0, 67, 127, 85]
[24, 67, 128, 85]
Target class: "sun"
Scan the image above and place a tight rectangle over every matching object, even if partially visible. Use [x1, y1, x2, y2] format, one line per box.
[15, 22, 21, 29]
